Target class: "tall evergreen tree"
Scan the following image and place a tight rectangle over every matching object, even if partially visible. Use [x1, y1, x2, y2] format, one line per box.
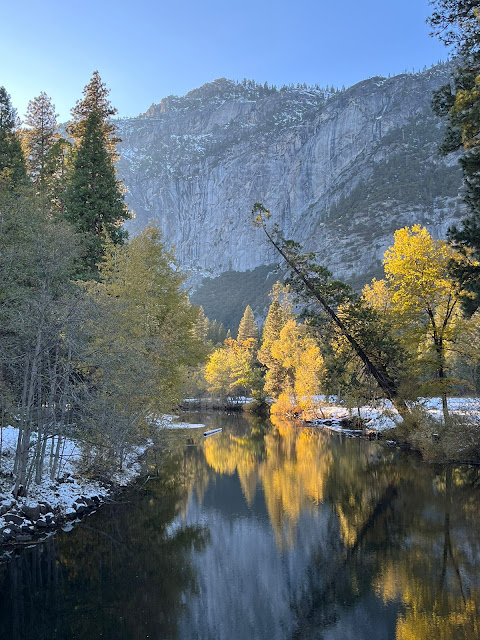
[65, 72, 130, 277]
[65, 111, 130, 276]
[237, 305, 259, 342]
[68, 70, 119, 156]
[429, 2, 480, 313]
[43, 137, 74, 213]
[0, 87, 27, 187]
[193, 305, 209, 342]
[23, 92, 59, 186]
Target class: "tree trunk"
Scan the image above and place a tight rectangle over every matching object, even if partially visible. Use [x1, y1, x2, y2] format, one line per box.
[13, 320, 43, 498]
[436, 336, 450, 425]
[255, 211, 406, 413]
[51, 344, 72, 480]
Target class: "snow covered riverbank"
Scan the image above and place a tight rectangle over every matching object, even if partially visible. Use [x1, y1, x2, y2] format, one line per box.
[0, 425, 147, 559]
[304, 397, 480, 436]
[0, 415, 206, 560]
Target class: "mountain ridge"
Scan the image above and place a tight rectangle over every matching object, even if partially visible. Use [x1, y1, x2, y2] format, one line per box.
[116, 61, 463, 290]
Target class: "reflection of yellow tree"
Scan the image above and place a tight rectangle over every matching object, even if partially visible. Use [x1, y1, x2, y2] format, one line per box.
[375, 557, 480, 640]
[396, 596, 480, 640]
[204, 432, 260, 506]
[262, 418, 336, 548]
[202, 415, 402, 550]
[332, 447, 400, 549]
[261, 423, 303, 548]
[202, 414, 407, 556]
[198, 417, 480, 637]
[204, 415, 335, 549]
[373, 466, 480, 640]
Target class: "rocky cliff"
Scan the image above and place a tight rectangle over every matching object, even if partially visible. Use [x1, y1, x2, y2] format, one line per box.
[116, 64, 463, 285]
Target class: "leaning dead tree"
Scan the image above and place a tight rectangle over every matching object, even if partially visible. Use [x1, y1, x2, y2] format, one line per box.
[252, 203, 406, 409]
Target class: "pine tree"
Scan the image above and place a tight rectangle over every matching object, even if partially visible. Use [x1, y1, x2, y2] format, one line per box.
[237, 305, 259, 342]
[43, 137, 74, 213]
[206, 319, 227, 345]
[68, 70, 119, 156]
[64, 72, 130, 277]
[193, 306, 209, 342]
[429, 2, 480, 313]
[65, 111, 130, 277]
[0, 87, 27, 187]
[23, 92, 59, 186]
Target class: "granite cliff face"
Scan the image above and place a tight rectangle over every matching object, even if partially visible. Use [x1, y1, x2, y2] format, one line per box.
[116, 64, 463, 284]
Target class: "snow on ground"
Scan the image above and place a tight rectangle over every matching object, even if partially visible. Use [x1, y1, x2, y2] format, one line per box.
[182, 396, 252, 405]
[153, 415, 205, 430]
[307, 401, 399, 432]
[0, 425, 151, 555]
[0, 413, 203, 553]
[417, 396, 480, 419]
[307, 397, 480, 434]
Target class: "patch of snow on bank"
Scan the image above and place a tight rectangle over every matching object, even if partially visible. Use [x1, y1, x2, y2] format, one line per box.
[0, 425, 150, 550]
[309, 397, 480, 433]
[182, 396, 253, 405]
[153, 415, 205, 430]
[419, 397, 480, 418]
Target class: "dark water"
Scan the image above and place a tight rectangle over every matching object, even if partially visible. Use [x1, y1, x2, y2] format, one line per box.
[0, 412, 479, 640]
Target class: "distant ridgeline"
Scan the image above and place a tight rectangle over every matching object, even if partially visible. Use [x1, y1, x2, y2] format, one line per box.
[116, 62, 463, 328]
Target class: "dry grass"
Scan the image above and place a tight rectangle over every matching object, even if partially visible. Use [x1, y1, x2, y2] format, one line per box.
[393, 406, 480, 462]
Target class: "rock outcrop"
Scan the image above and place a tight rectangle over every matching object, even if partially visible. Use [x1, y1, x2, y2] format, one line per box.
[116, 64, 463, 284]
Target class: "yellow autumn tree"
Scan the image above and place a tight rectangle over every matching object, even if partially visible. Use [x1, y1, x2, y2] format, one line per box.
[205, 338, 256, 399]
[257, 282, 294, 398]
[364, 225, 464, 422]
[270, 319, 324, 415]
[86, 224, 205, 461]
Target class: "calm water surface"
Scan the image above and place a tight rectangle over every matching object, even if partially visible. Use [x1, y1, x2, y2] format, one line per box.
[0, 412, 479, 640]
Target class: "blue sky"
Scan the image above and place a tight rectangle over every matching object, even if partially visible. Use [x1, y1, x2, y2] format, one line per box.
[1, 0, 447, 122]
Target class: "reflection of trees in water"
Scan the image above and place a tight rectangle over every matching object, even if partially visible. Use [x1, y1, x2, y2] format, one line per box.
[291, 463, 480, 639]
[372, 465, 480, 640]
[200, 414, 480, 639]
[1, 414, 478, 640]
[0, 450, 209, 640]
[203, 414, 396, 550]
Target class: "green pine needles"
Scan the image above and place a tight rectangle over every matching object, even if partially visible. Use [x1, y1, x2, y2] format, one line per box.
[65, 110, 130, 277]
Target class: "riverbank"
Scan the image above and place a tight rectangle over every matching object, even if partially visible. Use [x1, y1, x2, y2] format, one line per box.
[188, 392, 480, 460]
[0, 425, 149, 559]
[301, 397, 480, 462]
[0, 415, 206, 560]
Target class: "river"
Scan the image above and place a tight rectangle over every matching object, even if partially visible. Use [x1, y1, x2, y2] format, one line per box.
[0, 411, 479, 640]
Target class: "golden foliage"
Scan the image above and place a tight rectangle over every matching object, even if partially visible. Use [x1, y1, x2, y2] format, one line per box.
[363, 225, 470, 406]
[204, 337, 256, 397]
[203, 417, 334, 548]
[269, 319, 324, 414]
